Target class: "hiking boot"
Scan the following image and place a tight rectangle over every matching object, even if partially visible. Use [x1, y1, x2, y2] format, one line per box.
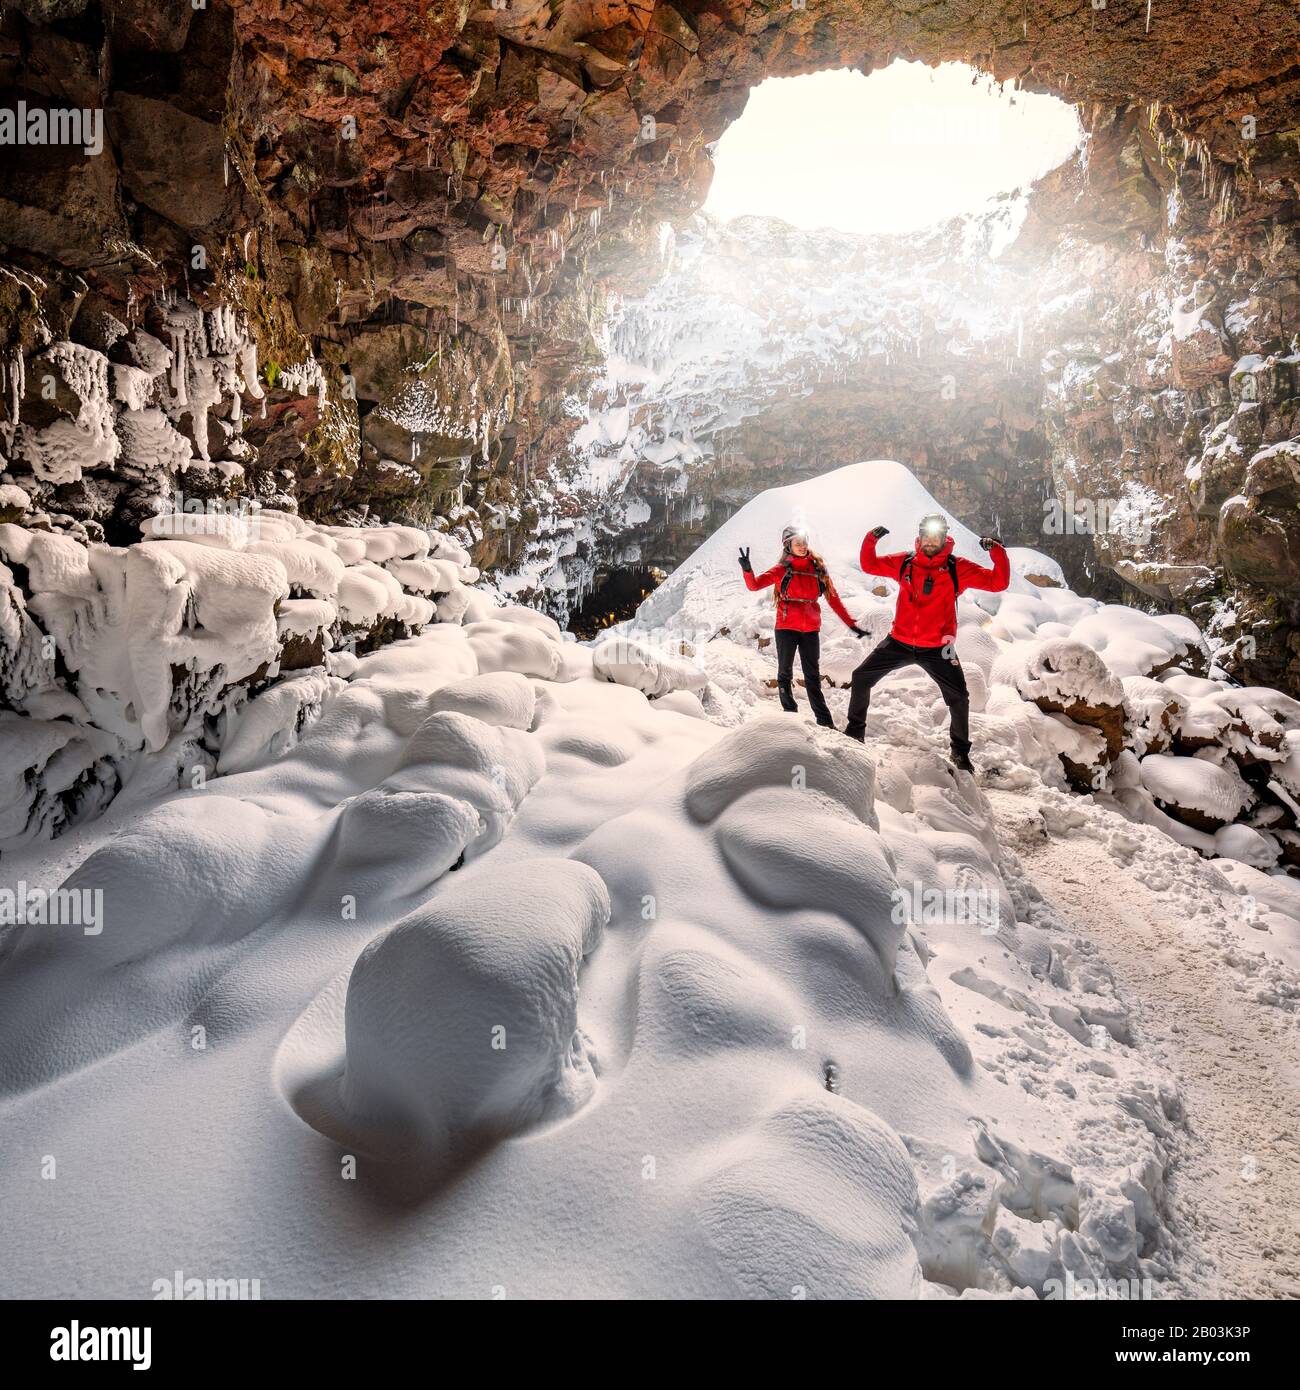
[951, 749, 975, 774]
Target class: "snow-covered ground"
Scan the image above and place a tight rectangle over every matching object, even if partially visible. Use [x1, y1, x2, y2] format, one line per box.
[1, 460, 1297, 1299]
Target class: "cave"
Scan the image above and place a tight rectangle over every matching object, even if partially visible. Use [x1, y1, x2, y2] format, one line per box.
[567, 562, 663, 639]
[4, 0, 1300, 1314]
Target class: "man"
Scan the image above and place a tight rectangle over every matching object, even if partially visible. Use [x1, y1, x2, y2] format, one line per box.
[844, 512, 1009, 772]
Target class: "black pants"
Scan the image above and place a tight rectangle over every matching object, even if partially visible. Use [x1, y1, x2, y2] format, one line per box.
[844, 635, 970, 755]
[774, 629, 833, 725]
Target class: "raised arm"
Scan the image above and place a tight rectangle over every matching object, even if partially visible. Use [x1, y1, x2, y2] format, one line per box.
[955, 538, 1010, 593]
[859, 528, 907, 581]
[742, 558, 783, 592]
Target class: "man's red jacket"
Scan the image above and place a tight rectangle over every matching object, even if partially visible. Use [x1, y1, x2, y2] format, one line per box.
[860, 532, 1010, 648]
[744, 553, 857, 633]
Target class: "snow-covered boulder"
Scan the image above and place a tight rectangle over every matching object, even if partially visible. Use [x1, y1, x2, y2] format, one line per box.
[1139, 753, 1255, 831]
[991, 638, 1125, 786]
[592, 633, 706, 698]
[338, 859, 610, 1151]
[1212, 823, 1280, 870]
[1121, 675, 1185, 757]
[1068, 605, 1200, 678]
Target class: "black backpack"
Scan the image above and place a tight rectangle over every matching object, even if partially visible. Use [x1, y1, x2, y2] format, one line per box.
[900, 553, 960, 598]
[778, 556, 827, 604]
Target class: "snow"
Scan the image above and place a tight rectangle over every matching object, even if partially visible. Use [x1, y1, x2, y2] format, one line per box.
[13, 342, 120, 484]
[1139, 754, 1254, 826]
[1170, 293, 1214, 341]
[339, 859, 608, 1152]
[1, 457, 1297, 1301]
[0, 483, 31, 513]
[591, 633, 706, 697]
[0, 503, 482, 837]
[991, 638, 1125, 710]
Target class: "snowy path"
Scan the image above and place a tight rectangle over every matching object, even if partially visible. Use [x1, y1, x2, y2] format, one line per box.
[987, 788, 1300, 1299]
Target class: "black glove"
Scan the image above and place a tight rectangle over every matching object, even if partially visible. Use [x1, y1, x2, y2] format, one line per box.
[979, 535, 1002, 551]
[850, 625, 867, 638]
[738, 546, 753, 573]
[869, 525, 889, 539]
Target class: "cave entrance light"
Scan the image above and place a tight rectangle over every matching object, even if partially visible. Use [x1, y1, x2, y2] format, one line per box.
[704, 61, 1083, 237]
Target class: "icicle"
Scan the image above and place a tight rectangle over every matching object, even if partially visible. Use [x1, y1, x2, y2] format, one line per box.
[168, 329, 189, 407]
[10, 349, 23, 435]
[1145, 0, 1152, 32]
[223, 153, 229, 187]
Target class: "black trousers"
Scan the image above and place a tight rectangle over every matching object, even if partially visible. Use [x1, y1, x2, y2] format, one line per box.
[774, 628, 833, 725]
[844, 634, 970, 755]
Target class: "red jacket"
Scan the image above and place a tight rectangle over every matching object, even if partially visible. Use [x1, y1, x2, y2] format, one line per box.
[860, 533, 1009, 647]
[744, 553, 857, 633]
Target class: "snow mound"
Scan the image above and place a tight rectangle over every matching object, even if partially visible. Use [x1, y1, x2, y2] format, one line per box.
[391, 710, 545, 859]
[333, 788, 482, 893]
[339, 859, 609, 1151]
[424, 670, 538, 731]
[695, 1093, 922, 1299]
[1068, 605, 1198, 678]
[991, 638, 1125, 710]
[1139, 754, 1255, 829]
[685, 715, 876, 826]
[592, 633, 707, 697]
[465, 617, 565, 679]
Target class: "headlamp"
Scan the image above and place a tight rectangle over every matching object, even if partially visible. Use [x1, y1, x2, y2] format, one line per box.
[921, 516, 948, 538]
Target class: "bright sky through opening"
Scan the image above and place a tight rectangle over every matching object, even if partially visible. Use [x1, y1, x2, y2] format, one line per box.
[704, 62, 1082, 236]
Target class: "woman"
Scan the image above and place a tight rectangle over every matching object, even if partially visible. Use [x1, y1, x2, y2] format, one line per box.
[739, 526, 865, 727]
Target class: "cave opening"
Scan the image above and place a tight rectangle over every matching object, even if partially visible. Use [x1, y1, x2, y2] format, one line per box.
[572, 59, 1107, 595]
[586, 61, 1102, 598]
[567, 566, 666, 640]
[704, 61, 1082, 236]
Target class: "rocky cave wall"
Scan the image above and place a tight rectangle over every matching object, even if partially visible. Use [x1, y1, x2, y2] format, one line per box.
[2, 2, 1299, 679]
